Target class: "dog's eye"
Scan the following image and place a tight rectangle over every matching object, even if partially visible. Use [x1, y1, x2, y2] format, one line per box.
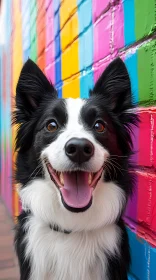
[94, 121, 106, 133]
[46, 120, 58, 132]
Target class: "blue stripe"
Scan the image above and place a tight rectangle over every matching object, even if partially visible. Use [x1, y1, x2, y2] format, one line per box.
[53, 0, 62, 97]
[123, 0, 136, 46]
[53, 0, 60, 15]
[5, 0, 12, 211]
[150, 246, 156, 280]
[21, 0, 31, 62]
[127, 228, 148, 280]
[125, 52, 139, 104]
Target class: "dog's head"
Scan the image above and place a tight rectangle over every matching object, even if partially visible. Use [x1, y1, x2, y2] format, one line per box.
[14, 58, 138, 231]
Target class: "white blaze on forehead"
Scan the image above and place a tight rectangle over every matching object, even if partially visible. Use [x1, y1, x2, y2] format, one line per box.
[65, 98, 86, 133]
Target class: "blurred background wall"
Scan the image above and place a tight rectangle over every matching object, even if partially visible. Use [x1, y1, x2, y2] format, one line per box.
[0, 0, 156, 279]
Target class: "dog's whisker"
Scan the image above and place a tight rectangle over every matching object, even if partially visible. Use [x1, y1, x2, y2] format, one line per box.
[108, 158, 128, 173]
[108, 159, 123, 171]
[107, 161, 118, 178]
[107, 159, 124, 177]
[104, 163, 113, 181]
[28, 162, 43, 180]
[110, 155, 128, 158]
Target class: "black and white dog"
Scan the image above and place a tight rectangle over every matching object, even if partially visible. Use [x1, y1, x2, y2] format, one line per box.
[14, 58, 138, 280]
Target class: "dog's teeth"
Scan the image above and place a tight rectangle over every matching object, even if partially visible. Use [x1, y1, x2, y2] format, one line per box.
[60, 173, 64, 185]
[88, 173, 92, 185]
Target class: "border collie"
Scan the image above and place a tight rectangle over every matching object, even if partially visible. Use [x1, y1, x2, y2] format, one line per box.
[14, 57, 138, 280]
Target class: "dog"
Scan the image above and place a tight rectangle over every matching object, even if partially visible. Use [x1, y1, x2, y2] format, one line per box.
[14, 57, 138, 280]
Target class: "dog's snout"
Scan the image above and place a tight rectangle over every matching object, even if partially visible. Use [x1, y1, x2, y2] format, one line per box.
[65, 138, 94, 164]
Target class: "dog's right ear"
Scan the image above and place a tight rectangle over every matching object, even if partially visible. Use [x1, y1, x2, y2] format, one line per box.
[16, 59, 57, 122]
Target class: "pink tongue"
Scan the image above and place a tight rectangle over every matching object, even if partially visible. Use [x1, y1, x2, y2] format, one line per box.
[60, 172, 93, 208]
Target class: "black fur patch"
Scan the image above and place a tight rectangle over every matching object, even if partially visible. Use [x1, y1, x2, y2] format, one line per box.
[14, 212, 31, 280]
[106, 220, 130, 280]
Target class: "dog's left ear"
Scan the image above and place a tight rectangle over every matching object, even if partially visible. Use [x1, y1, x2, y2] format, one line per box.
[16, 59, 57, 122]
[92, 58, 132, 113]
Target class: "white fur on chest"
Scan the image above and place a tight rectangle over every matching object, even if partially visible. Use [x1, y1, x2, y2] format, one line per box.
[25, 217, 120, 280]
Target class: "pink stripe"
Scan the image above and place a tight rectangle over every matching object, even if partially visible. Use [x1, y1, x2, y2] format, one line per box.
[113, 4, 124, 53]
[46, 1, 54, 47]
[45, 0, 51, 10]
[6, 138, 12, 214]
[93, 2, 124, 81]
[45, 0, 55, 85]
[1, 147, 5, 199]
[45, 63, 55, 85]
[93, 12, 111, 64]
[46, 1, 55, 62]
[92, 0, 110, 23]
[93, 58, 110, 83]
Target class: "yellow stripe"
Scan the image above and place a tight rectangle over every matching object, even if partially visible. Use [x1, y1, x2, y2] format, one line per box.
[62, 75, 80, 98]
[60, 0, 77, 29]
[60, 0, 80, 98]
[12, 1, 23, 217]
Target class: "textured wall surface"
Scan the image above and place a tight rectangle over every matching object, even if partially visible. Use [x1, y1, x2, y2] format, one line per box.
[0, 0, 156, 279]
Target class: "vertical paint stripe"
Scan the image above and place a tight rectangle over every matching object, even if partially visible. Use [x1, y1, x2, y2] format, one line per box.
[37, 0, 46, 71]
[137, 41, 156, 105]
[0, 53, 4, 201]
[12, 1, 23, 217]
[45, 0, 55, 84]
[135, 0, 155, 41]
[123, 2, 139, 230]
[54, 0, 62, 98]
[124, 52, 139, 226]
[123, 0, 135, 46]
[30, 0, 37, 62]
[127, 228, 148, 280]
[6, 0, 12, 214]
[113, 3, 124, 53]
[125, 53, 139, 104]
[77, 0, 93, 98]
[21, 0, 31, 62]
[0, 0, 11, 208]
[123, 0, 139, 104]
[61, 0, 80, 98]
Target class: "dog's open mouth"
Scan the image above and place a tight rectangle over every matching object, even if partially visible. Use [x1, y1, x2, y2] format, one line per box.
[45, 160, 103, 211]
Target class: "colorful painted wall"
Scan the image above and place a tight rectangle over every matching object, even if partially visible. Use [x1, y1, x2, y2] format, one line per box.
[0, 0, 156, 279]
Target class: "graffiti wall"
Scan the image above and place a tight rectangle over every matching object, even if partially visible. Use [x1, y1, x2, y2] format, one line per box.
[0, 0, 156, 279]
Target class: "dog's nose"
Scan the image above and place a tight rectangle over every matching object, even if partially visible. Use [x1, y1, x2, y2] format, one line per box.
[65, 138, 94, 164]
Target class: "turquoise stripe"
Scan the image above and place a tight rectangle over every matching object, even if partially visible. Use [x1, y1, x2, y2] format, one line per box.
[80, 69, 94, 98]
[128, 228, 156, 280]
[127, 228, 148, 280]
[77, 0, 93, 98]
[150, 246, 156, 280]
[125, 52, 139, 104]
[123, 0, 136, 46]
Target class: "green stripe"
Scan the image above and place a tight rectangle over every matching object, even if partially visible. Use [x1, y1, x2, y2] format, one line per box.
[135, 0, 156, 41]
[138, 40, 156, 105]
[30, 0, 37, 62]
